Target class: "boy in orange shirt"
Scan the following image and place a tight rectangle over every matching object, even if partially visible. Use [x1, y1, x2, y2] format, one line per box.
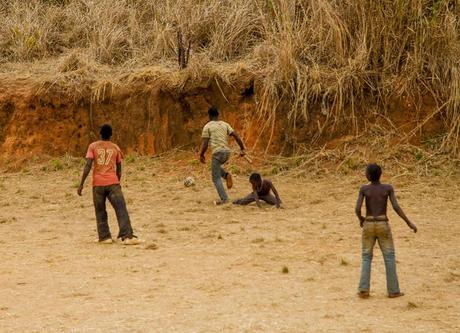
[77, 124, 140, 245]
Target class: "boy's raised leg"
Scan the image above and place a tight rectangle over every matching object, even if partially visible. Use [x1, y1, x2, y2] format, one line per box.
[224, 167, 233, 189]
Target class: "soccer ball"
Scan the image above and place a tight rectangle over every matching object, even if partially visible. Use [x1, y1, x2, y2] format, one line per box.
[184, 176, 195, 187]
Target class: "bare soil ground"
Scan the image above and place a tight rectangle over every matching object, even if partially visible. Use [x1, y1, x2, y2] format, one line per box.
[0, 154, 459, 332]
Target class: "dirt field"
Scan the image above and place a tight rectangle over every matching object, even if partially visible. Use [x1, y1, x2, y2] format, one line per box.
[0, 154, 459, 332]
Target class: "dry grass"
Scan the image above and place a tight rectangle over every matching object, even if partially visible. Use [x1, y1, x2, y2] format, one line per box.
[259, 140, 460, 179]
[0, 0, 459, 154]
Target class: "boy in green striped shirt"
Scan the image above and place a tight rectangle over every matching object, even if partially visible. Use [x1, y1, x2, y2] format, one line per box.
[199, 106, 246, 204]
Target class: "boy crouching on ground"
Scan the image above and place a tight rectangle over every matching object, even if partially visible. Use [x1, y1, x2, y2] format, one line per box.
[233, 172, 282, 209]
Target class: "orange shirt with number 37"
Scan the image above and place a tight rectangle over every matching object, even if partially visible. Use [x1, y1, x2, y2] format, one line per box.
[85, 141, 123, 187]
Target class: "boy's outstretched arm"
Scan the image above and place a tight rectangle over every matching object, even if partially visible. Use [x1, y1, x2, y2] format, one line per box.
[254, 191, 261, 208]
[389, 186, 417, 233]
[269, 181, 281, 208]
[77, 158, 93, 196]
[230, 132, 246, 154]
[116, 162, 122, 181]
[199, 138, 209, 163]
[355, 188, 365, 227]
[251, 183, 261, 208]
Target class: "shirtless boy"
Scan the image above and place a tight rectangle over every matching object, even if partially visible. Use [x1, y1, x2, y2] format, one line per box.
[77, 124, 140, 245]
[355, 163, 417, 298]
[233, 173, 281, 208]
[200, 106, 246, 205]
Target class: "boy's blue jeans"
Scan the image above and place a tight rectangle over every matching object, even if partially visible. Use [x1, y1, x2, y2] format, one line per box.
[358, 221, 401, 295]
[211, 151, 230, 201]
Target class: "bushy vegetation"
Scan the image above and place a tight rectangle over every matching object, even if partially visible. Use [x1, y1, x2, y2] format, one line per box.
[0, 0, 459, 154]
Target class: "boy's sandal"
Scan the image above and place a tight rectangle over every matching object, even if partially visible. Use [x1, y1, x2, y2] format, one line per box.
[94, 238, 113, 244]
[388, 292, 405, 298]
[357, 291, 370, 299]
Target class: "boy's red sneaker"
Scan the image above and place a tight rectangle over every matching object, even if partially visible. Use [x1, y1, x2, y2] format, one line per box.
[226, 173, 233, 189]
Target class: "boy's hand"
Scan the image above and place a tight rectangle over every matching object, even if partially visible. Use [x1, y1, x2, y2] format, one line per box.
[358, 216, 364, 227]
[77, 184, 83, 196]
[200, 155, 206, 164]
[239, 149, 246, 156]
[408, 222, 417, 233]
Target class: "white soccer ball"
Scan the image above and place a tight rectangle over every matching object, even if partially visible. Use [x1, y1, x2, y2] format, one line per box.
[184, 176, 195, 187]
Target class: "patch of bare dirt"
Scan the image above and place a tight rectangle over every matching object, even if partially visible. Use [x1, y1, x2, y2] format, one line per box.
[0, 154, 458, 332]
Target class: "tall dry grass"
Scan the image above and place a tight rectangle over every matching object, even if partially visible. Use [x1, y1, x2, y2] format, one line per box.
[0, 0, 459, 154]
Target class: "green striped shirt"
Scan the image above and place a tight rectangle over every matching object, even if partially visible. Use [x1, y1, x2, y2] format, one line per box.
[202, 120, 234, 154]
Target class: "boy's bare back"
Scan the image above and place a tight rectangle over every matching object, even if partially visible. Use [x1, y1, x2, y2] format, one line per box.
[355, 163, 417, 233]
[359, 183, 394, 218]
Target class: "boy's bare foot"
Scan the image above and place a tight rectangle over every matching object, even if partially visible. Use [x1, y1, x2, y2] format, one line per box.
[357, 291, 370, 299]
[226, 173, 233, 189]
[388, 292, 405, 298]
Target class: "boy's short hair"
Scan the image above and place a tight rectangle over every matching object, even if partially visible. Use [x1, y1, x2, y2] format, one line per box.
[249, 172, 262, 183]
[208, 106, 219, 118]
[366, 163, 382, 182]
[100, 124, 113, 140]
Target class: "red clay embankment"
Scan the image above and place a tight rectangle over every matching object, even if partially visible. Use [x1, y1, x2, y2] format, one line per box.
[0, 71, 446, 162]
